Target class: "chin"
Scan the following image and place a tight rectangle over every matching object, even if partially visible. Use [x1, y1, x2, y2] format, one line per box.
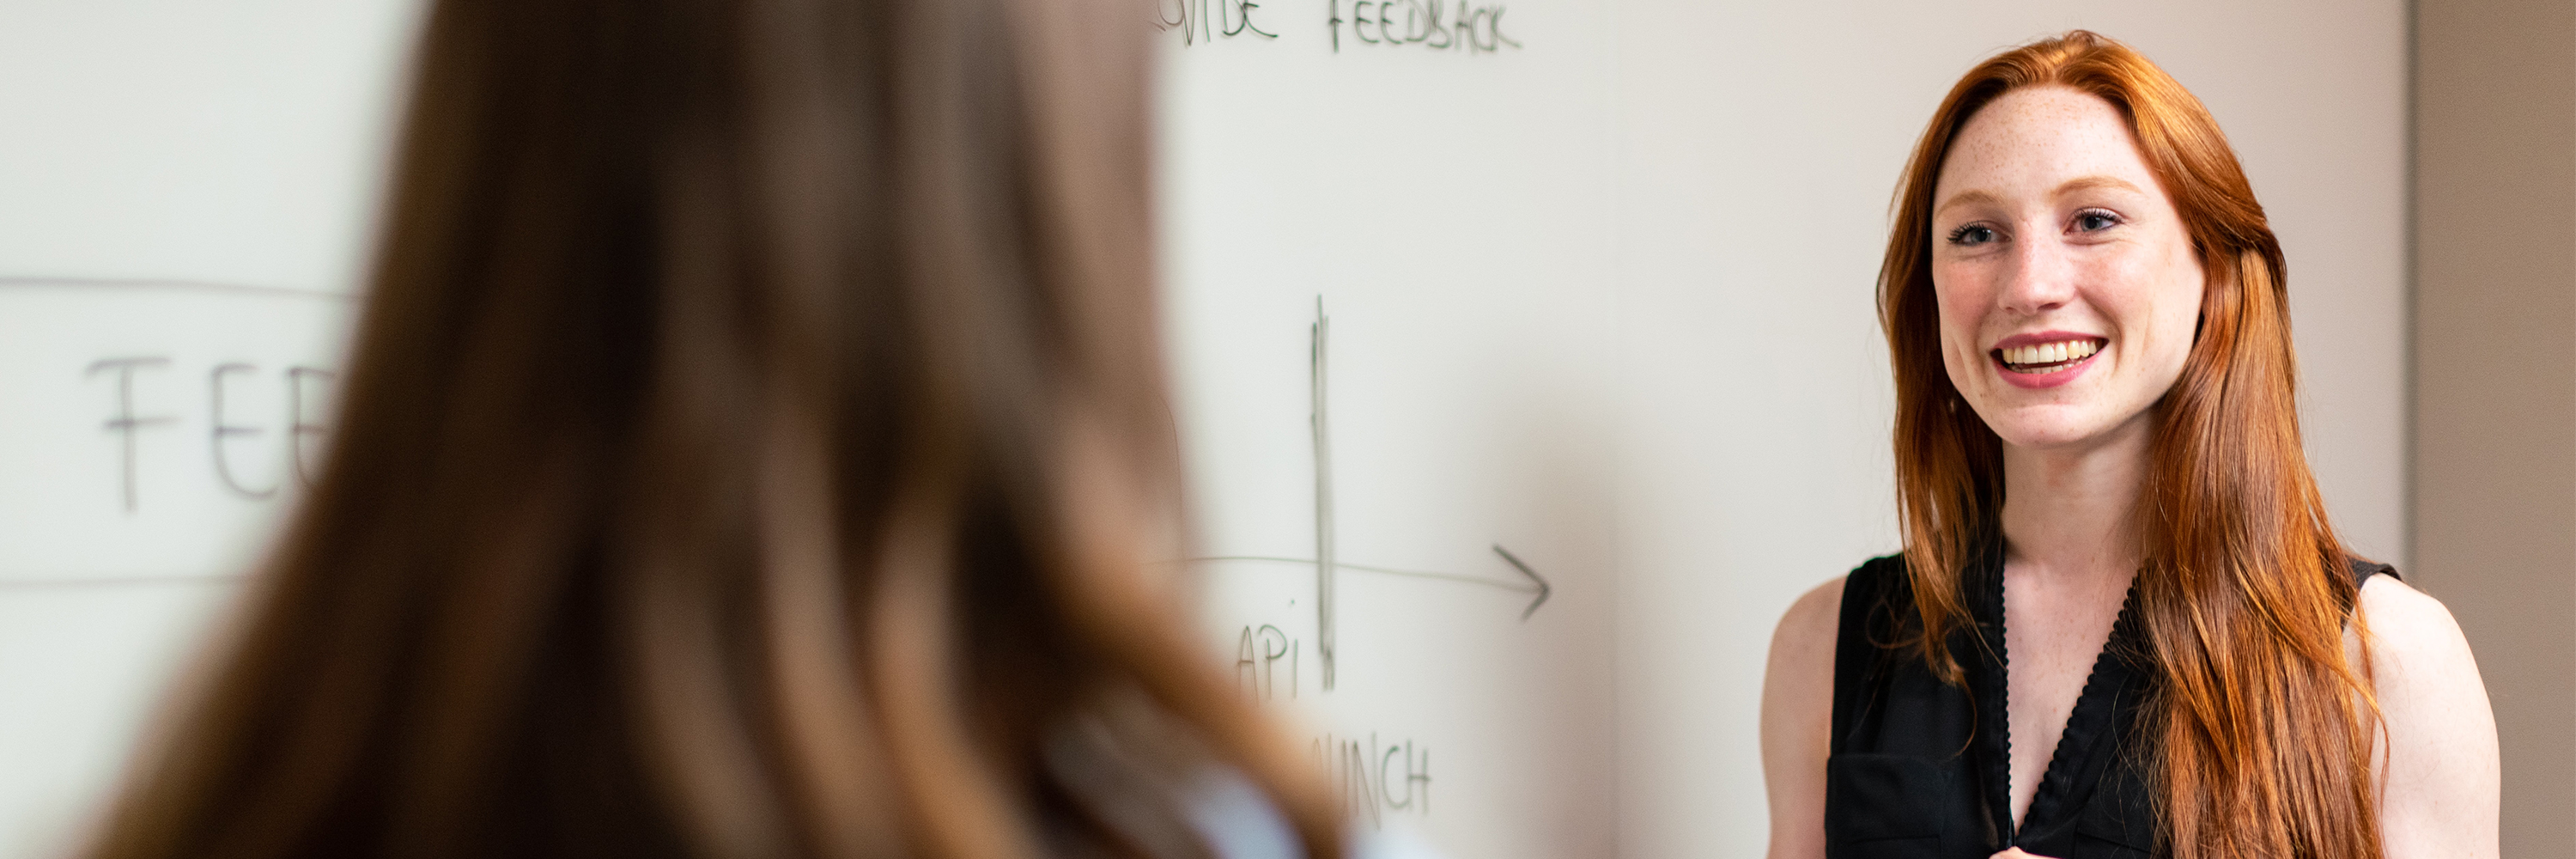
[1976, 405, 2119, 451]
[1993, 427, 2107, 451]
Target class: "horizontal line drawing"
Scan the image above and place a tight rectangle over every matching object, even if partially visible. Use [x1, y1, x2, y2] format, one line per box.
[1193, 545, 1552, 619]
[0, 277, 350, 302]
[0, 574, 244, 590]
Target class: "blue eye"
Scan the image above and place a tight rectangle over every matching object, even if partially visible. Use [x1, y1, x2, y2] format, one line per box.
[1947, 224, 1997, 246]
[2074, 210, 2121, 232]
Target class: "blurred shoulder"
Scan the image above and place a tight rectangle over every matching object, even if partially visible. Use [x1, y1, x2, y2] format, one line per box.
[1775, 574, 1846, 649]
[1352, 828, 1448, 859]
[1180, 769, 1454, 859]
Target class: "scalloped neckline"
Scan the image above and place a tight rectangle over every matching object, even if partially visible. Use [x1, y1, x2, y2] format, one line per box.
[1981, 555, 2142, 845]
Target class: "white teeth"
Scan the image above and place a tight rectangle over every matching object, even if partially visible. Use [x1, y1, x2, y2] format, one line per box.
[1998, 338, 2102, 370]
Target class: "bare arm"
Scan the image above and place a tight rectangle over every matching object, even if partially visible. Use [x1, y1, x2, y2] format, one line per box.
[2358, 576, 2500, 859]
[1762, 577, 1844, 859]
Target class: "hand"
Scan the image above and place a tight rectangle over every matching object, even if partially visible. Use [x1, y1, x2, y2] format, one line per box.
[1992, 850, 2059, 859]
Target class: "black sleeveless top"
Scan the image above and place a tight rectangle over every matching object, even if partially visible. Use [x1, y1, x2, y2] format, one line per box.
[1824, 546, 2391, 859]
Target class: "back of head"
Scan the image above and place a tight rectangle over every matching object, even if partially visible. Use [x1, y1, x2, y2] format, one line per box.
[80, 1, 1340, 858]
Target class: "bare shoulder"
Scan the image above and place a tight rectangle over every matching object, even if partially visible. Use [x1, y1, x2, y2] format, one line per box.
[2356, 574, 2500, 859]
[2355, 575, 2477, 675]
[1771, 576, 1845, 660]
[2353, 575, 2488, 741]
[1760, 574, 1846, 859]
[1762, 575, 1846, 730]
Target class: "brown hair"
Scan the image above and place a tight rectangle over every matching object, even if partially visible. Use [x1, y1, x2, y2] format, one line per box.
[1879, 31, 2379, 858]
[80, 1, 1340, 858]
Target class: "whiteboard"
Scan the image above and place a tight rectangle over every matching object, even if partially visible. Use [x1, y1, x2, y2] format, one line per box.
[0, 2, 2408, 858]
[0, 3, 417, 856]
[1157, 3, 1622, 856]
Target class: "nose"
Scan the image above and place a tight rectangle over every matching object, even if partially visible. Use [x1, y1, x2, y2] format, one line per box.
[1996, 228, 2077, 315]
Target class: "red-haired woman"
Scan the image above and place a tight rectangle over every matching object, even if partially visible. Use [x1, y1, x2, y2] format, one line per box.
[1759, 32, 2497, 859]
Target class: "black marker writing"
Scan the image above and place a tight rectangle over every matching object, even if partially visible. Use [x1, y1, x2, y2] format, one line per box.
[289, 367, 335, 487]
[83, 357, 338, 512]
[1313, 732, 1431, 826]
[1190, 297, 1559, 693]
[1312, 298, 1338, 691]
[1197, 553, 1548, 612]
[1157, 0, 1276, 46]
[1328, 0, 1518, 53]
[88, 357, 176, 514]
[210, 362, 276, 498]
[1236, 624, 1299, 701]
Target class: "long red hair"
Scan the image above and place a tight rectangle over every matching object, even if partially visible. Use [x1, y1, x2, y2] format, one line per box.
[1879, 32, 2380, 858]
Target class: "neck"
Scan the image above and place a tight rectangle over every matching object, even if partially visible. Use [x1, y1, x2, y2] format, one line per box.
[1998, 413, 2153, 584]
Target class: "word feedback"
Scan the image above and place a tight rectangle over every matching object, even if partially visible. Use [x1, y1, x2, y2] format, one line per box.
[88, 356, 336, 512]
[1329, 0, 1518, 53]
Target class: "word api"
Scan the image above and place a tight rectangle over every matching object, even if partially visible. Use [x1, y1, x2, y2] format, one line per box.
[1237, 624, 1301, 702]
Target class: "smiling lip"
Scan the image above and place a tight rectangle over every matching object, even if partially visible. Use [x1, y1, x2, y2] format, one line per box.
[1989, 331, 2106, 390]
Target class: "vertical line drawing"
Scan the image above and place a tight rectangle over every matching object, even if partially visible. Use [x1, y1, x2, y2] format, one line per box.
[1190, 297, 1554, 695]
[1312, 297, 1337, 691]
[88, 356, 176, 514]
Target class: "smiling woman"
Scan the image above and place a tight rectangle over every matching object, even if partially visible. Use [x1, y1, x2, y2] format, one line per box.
[1929, 89, 2207, 442]
[1758, 31, 2497, 859]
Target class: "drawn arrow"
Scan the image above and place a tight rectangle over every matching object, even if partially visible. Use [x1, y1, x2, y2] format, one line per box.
[1491, 544, 1552, 620]
[1188, 550, 1552, 621]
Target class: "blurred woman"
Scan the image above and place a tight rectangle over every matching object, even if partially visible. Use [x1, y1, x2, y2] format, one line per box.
[78, 2, 1343, 858]
[1760, 31, 2496, 859]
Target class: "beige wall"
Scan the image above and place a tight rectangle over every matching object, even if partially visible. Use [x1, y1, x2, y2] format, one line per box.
[2412, 1, 2576, 854]
[1611, 3, 2413, 855]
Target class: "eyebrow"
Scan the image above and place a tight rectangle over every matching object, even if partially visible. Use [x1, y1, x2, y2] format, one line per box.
[1932, 175, 2148, 219]
[2054, 175, 2145, 197]
[1932, 189, 2002, 219]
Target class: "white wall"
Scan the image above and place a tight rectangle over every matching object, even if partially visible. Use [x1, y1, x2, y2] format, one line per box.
[0, 3, 418, 856]
[1159, 4, 1625, 856]
[1608, 3, 2409, 856]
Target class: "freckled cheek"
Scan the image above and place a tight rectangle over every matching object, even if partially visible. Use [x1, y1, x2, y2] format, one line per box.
[1928, 270, 1992, 385]
[2078, 255, 2200, 377]
[2141, 276, 2206, 378]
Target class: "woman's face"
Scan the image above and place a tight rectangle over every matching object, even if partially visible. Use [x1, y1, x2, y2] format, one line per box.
[1929, 86, 2204, 452]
